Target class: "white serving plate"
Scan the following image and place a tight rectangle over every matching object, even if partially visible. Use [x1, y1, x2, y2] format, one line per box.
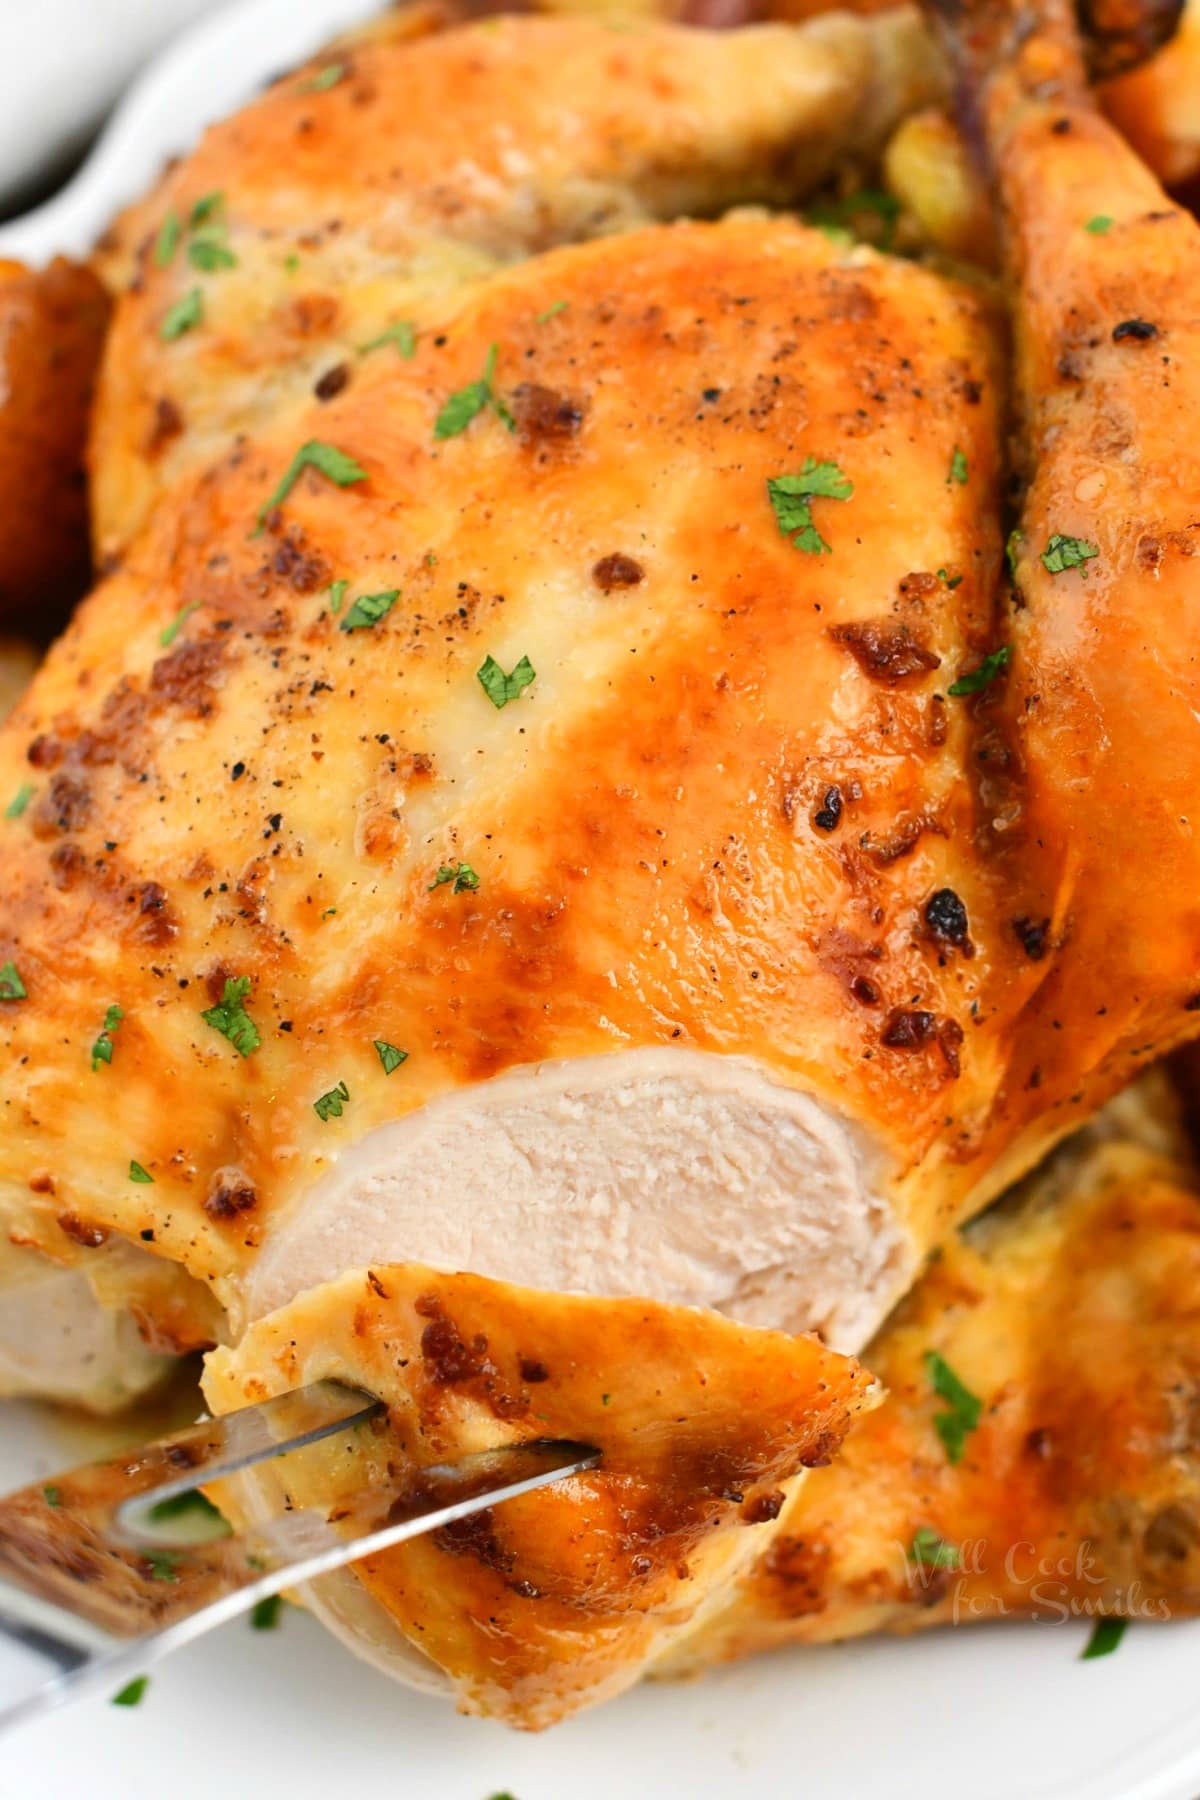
[1, 2, 1199, 1793]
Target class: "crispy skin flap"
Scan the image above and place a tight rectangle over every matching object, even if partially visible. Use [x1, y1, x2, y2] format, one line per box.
[203, 1266, 875, 1726]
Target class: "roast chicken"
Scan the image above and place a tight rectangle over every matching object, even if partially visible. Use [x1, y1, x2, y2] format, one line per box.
[0, 0, 1199, 1730]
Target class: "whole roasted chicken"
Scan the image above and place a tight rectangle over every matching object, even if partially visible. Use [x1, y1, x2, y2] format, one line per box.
[0, 0, 1198, 1730]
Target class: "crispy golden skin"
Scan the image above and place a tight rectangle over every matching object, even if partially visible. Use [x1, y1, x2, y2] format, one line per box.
[665, 1074, 1200, 1665]
[88, 12, 943, 561]
[0, 177, 1010, 1342]
[1102, 0, 1200, 189]
[0, 259, 109, 626]
[204, 1271, 874, 1726]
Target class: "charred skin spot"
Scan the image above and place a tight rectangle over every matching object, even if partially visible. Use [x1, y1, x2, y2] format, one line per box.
[203, 1175, 258, 1224]
[313, 362, 351, 401]
[269, 533, 330, 594]
[812, 785, 842, 833]
[1112, 318, 1160, 344]
[145, 396, 184, 459]
[924, 887, 970, 947]
[56, 1212, 109, 1249]
[149, 638, 226, 719]
[510, 382, 585, 448]
[742, 1488, 786, 1524]
[828, 620, 941, 686]
[1013, 915, 1051, 961]
[32, 773, 91, 839]
[592, 553, 644, 591]
[881, 1007, 964, 1076]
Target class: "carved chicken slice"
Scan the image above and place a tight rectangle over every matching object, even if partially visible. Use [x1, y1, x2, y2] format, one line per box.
[202, 1270, 874, 1726]
[663, 1071, 1200, 1667]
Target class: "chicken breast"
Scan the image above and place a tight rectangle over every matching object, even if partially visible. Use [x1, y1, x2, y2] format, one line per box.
[663, 1069, 1200, 1666]
[204, 1272, 875, 1725]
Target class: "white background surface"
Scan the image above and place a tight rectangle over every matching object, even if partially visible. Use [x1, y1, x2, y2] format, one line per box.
[1, 0, 1199, 1793]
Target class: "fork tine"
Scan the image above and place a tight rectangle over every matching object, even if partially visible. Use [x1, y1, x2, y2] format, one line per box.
[0, 1382, 598, 1736]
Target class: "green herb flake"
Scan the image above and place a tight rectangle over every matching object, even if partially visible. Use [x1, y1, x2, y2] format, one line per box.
[908, 1526, 959, 1571]
[1042, 533, 1100, 575]
[601, 1394, 611, 1406]
[154, 211, 182, 269]
[327, 578, 348, 615]
[339, 589, 400, 633]
[129, 1161, 154, 1185]
[434, 343, 509, 439]
[91, 1004, 125, 1073]
[284, 252, 301, 275]
[112, 1676, 149, 1708]
[189, 191, 224, 228]
[808, 187, 900, 248]
[1082, 1616, 1127, 1660]
[42, 1485, 61, 1508]
[429, 861, 480, 894]
[936, 568, 964, 591]
[146, 1489, 228, 1531]
[160, 287, 203, 342]
[536, 301, 569, 323]
[924, 1349, 982, 1464]
[300, 61, 347, 93]
[314, 1080, 350, 1122]
[948, 445, 969, 486]
[1006, 527, 1024, 579]
[360, 320, 417, 358]
[251, 1595, 283, 1631]
[159, 599, 202, 648]
[201, 975, 261, 1058]
[948, 646, 1011, 697]
[767, 459, 854, 556]
[143, 1550, 180, 1582]
[188, 236, 237, 273]
[0, 960, 27, 1001]
[5, 783, 33, 820]
[1085, 215, 1114, 235]
[254, 439, 368, 532]
[477, 653, 536, 709]
[374, 1040, 409, 1075]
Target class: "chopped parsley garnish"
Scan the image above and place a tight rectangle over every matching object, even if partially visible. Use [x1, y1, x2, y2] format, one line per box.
[91, 1004, 125, 1072]
[146, 1489, 228, 1532]
[254, 439, 368, 532]
[434, 344, 512, 439]
[160, 288, 204, 341]
[1082, 1617, 1127, 1659]
[159, 600, 202, 648]
[808, 187, 900, 249]
[1042, 533, 1100, 574]
[0, 960, 27, 1001]
[129, 1161, 154, 1184]
[313, 1080, 350, 1121]
[360, 320, 416, 358]
[477, 653, 536, 709]
[112, 1676, 149, 1708]
[42, 1486, 61, 1508]
[374, 1040, 408, 1075]
[143, 1550, 180, 1582]
[201, 975, 261, 1057]
[299, 61, 346, 92]
[251, 1595, 283, 1630]
[339, 589, 399, 633]
[327, 579, 348, 614]
[190, 192, 224, 228]
[5, 783, 33, 820]
[429, 861, 480, 894]
[908, 1527, 959, 1571]
[948, 646, 1011, 696]
[188, 236, 237, 273]
[924, 1349, 982, 1464]
[936, 568, 963, 590]
[154, 211, 182, 268]
[536, 301, 569, 322]
[767, 459, 854, 556]
[1085, 215, 1114, 235]
[948, 446, 969, 486]
[1006, 527, 1024, 578]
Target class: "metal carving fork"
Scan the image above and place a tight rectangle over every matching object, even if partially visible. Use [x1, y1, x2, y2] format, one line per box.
[0, 1381, 598, 1735]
